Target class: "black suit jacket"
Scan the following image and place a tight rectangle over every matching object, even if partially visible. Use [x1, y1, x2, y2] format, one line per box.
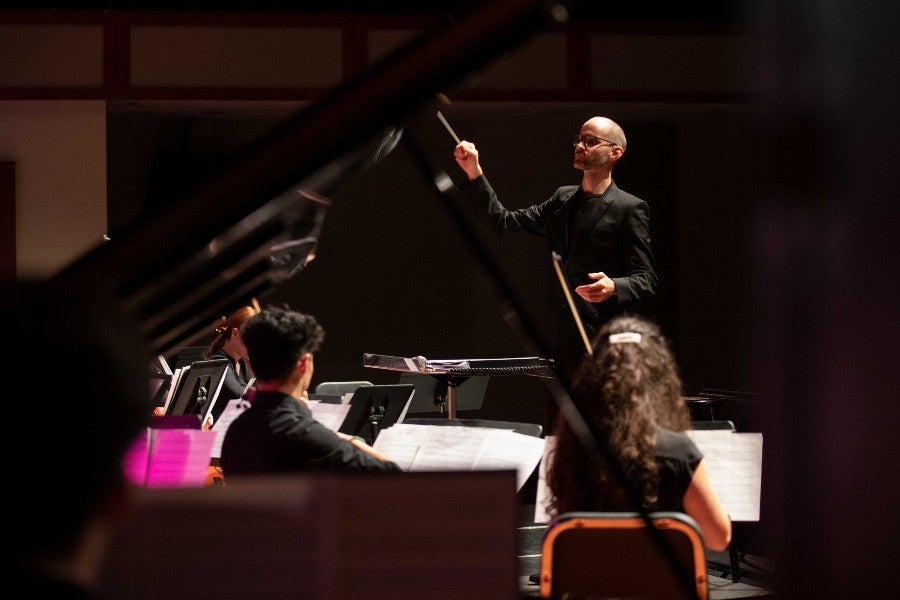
[457, 175, 658, 376]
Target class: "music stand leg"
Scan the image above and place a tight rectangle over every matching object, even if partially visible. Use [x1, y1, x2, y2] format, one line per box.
[447, 385, 457, 418]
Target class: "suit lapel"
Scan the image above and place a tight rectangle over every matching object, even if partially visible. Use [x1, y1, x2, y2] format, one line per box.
[567, 184, 617, 262]
[551, 187, 580, 255]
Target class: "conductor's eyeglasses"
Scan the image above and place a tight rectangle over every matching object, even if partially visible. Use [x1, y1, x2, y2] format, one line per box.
[573, 134, 617, 148]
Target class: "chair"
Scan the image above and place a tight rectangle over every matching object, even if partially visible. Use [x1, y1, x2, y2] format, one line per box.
[313, 380, 373, 396]
[539, 511, 708, 600]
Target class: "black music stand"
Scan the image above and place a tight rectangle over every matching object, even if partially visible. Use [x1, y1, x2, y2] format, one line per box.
[337, 384, 415, 445]
[400, 372, 489, 415]
[363, 353, 556, 418]
[165, 359, 230, 425]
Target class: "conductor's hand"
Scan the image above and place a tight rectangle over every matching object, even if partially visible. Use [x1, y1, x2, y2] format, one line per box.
[454, 140, 484, 180]
[575, 272, 617, 303]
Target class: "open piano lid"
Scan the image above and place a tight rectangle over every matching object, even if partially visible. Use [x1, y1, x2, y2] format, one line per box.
[50, 0, 570, 356]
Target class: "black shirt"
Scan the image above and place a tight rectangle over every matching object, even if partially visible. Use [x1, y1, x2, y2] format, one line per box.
[220, 390, 401, 475]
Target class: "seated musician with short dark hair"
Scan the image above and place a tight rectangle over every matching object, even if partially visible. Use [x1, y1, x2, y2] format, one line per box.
[220, 305, 400, 475]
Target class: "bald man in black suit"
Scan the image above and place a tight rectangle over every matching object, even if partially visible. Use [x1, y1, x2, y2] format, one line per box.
[454, 116, 658, 381]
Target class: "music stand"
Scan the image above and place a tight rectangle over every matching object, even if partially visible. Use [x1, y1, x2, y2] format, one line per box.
[337, 384, 415, 445]
[363, 353, 556, 418]
[400, 372, 489, 415]
[165, 359, 230, 426]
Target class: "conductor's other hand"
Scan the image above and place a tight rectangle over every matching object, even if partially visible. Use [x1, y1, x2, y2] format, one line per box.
[454, 140, 484, 180]
[575, 272, 617, 303]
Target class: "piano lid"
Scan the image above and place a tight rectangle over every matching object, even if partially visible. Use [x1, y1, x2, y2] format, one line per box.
[50, 0, 571, 355]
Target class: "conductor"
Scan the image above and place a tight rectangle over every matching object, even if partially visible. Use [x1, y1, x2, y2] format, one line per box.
[453, 116, 658, 380]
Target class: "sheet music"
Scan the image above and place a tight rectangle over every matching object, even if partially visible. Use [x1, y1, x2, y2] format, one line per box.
[123, 427, 216, 488]
[210, 399, 249, 459]
[425, 359, 471, 369]
[373, 424, 545, 491]
[686, 430, 763, 521]
[534, 432, 764, 523]
[309, 401, 352, 432]
[146, 429, 216, 488]
[409, 426, 494, 470]
[371, 424, 432, 470]
[471, 430, 545, 491]
[160, 366, 187, 414]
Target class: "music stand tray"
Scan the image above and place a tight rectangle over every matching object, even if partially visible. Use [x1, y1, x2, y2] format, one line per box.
[362, 353, 556, 418]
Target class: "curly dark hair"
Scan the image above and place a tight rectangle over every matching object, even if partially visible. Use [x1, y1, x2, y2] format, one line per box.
[240, 305, 325, 381]
[546, 315, 690, 516]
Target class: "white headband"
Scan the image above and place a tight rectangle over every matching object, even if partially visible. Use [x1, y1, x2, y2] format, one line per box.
[609, 332, 642, 344]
